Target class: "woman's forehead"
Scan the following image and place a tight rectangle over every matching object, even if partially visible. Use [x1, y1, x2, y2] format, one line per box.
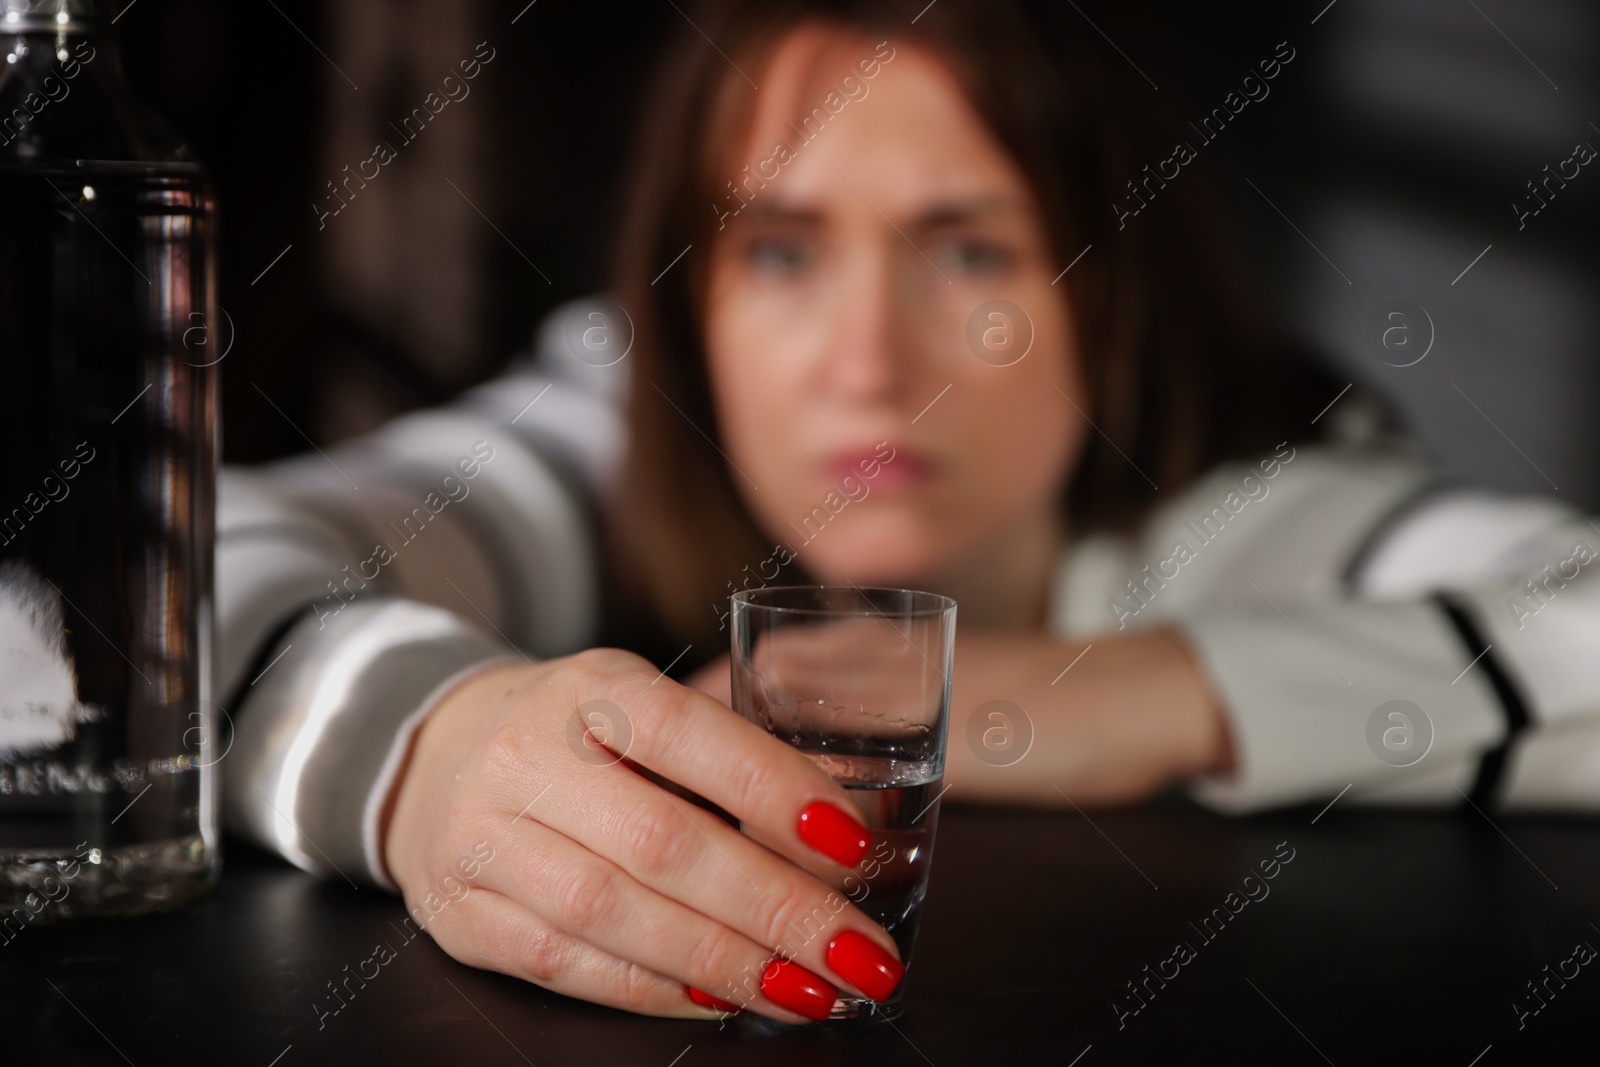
[718, 25, 1030, 214]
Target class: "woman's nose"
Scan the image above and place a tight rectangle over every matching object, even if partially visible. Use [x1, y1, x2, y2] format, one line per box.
[816, 249, 910, 403]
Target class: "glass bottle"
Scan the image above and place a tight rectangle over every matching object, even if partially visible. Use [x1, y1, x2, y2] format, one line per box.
[0, 0, 220, 920]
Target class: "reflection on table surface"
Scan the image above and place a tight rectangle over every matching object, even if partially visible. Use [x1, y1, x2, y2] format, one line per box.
[7, 801, 1599, 1065]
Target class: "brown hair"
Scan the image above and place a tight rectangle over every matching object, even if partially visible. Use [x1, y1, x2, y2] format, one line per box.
[600, 0, 1336, 667]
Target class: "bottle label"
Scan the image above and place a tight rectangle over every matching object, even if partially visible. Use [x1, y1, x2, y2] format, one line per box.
[0, 561, 97, 759]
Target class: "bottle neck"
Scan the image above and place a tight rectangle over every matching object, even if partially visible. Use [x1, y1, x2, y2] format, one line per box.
[3, 26, 122, 82]
[0, 7, 169, 166]
[2, 0, 121, 75]
[1, 1, 108, 34]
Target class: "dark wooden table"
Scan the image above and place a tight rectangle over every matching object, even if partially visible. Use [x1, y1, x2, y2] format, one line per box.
[7, 800, 1598, 1064]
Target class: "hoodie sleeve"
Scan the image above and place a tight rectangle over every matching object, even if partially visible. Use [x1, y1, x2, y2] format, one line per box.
[1164, 455, 1600, 814]
[219, 299, 625, 887]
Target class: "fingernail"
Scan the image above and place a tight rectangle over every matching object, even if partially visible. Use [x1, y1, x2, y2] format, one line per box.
[760, 958, 837, 1022]
[796, 801, 871, 867]
[687, 986, 743, 1014]
[826, 930, 905, 1001]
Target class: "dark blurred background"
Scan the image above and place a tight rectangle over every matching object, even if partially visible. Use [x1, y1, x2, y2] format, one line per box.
[120, 0, 1600, 508]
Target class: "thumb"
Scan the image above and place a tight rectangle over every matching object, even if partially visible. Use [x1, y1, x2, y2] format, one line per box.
[683, 652, 732, 706]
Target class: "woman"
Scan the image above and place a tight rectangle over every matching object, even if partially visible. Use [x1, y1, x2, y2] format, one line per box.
[218, 0, 1600, 1026]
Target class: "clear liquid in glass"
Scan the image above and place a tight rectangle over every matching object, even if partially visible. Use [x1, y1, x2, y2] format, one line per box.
[766, 702, 946, 1023]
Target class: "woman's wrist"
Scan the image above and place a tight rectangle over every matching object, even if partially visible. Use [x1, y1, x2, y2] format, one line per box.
[1055, 628, 1236, 796]
[944, 627, 1235, 806]
[1143, 628, 1236, 782]
[379, 658, 529, 888]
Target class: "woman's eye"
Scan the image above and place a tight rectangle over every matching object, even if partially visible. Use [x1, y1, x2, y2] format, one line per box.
[748, 237, 813, 275]
[938, 239, 1011, 274]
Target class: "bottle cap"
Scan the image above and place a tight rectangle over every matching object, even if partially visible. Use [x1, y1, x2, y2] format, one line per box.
[1, 1, 107, 33]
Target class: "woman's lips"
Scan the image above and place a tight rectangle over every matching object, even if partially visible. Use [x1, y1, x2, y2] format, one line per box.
[824, 445, 937, 495]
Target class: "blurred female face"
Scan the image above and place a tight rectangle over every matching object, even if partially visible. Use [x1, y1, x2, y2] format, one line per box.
[704, 24, 1087, 591]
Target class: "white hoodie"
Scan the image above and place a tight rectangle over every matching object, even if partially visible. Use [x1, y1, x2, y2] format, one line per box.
[216, 300, 1600, 889]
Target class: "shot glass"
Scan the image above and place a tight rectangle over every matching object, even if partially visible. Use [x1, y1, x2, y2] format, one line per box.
[730, 585, 956, 1022]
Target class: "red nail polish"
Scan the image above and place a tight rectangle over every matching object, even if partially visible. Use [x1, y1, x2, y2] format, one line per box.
[687, 986, 743, 1014]
[826, 930, 905, 1001]
[760, 958, 837, 1022]
[796, 801, 871, 867]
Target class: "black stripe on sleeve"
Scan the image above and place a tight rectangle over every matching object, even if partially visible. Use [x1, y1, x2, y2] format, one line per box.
[1340, 480, 1456, 593]
[1434, 593, 1533, 809]
[222, 606, 313, 721]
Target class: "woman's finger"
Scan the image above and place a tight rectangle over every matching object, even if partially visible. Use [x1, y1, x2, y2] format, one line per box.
[474, 812, 839, 1023]
[517, 757, 904, 1006]
[602, 676, 886, 880]
[682, 652, 731, 704]
[425, 884, 725, 1019]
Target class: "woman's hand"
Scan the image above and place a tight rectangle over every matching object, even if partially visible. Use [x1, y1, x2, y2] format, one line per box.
[686, 654, 732, 705]
[690, 627, 1234, 807]
[382, 648, 907, 1023]
[944, 628, 1235, 805]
